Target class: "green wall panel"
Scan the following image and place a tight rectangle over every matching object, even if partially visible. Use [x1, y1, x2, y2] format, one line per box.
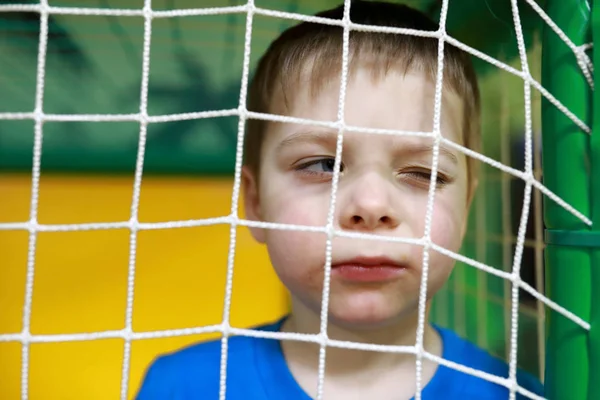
[0, 0, 543, 174]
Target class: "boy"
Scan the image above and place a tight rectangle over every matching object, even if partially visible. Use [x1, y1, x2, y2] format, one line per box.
[137, 1, 544, 399]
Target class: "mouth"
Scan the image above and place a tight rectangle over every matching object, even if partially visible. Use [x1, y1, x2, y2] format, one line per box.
[331, 256, 408, 283]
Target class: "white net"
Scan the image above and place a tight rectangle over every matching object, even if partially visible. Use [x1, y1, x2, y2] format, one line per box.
[0, 0, 593, 399]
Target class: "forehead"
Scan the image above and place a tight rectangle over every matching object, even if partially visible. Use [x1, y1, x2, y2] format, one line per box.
[271, 68, 464, 144]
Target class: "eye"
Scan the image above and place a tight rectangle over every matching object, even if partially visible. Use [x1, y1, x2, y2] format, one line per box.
[295, 158, 344, 175]
[401, 169, 451, 187]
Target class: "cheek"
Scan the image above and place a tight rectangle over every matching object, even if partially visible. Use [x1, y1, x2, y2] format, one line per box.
[265, 230, 328, 297]
[261, 191, 330, 290]
[408, 192, 466, 278]
[257, 173, 334, 294]
[261, 180, 331, 227]
[424, 195, 466, 289]
[429, 190, 467, 252]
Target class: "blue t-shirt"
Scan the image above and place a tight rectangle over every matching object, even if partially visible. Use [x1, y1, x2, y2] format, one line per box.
[136, 318, 544, 399]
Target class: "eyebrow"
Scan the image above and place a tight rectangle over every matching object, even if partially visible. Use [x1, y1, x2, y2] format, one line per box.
[408, 143, 460, 166]
[275, 129, 460, 165]
[275, 130, 338, 153]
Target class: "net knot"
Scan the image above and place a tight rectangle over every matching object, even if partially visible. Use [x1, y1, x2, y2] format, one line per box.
[143, 6, 153, 19]
[317, 333, 328, 347]
[33, 111, 44, 123]
[222, 323, 230, 337]
[139, 113, 149, 125]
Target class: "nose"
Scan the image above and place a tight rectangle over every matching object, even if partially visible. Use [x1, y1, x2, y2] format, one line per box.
[338, 173, 400, 231]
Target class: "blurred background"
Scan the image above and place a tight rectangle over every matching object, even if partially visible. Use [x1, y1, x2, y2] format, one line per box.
[0, 0, 558, 398]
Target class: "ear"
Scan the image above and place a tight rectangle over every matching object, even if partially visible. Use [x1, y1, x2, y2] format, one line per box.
[461, 177, 479, 239]
[466, 177, 479, 210]
[242, 165, 266, 244]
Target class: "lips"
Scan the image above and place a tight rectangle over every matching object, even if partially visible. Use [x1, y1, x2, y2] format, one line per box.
[331, 256, 407, 283]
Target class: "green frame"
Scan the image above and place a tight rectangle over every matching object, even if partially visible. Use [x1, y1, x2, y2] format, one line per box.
[542, 0, 598, 399]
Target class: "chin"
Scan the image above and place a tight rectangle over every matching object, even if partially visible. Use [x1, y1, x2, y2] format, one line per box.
[327, 299, 417, 332]
[328, 314, 400, 332]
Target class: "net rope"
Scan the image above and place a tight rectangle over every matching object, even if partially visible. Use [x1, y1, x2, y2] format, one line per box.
[0, 1, 594, 400]
[507, 1, 534, 396]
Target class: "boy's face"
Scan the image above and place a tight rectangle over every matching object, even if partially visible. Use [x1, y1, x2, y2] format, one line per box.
[243, 68, 473, 329]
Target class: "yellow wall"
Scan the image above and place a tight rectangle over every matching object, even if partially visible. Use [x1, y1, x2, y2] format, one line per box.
[0, 173, 290, 400]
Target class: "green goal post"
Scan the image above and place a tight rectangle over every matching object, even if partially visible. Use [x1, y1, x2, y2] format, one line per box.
[542, 0, 598, 399]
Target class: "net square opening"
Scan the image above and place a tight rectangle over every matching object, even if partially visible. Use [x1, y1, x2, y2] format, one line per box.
[29, 229, 130, 335]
